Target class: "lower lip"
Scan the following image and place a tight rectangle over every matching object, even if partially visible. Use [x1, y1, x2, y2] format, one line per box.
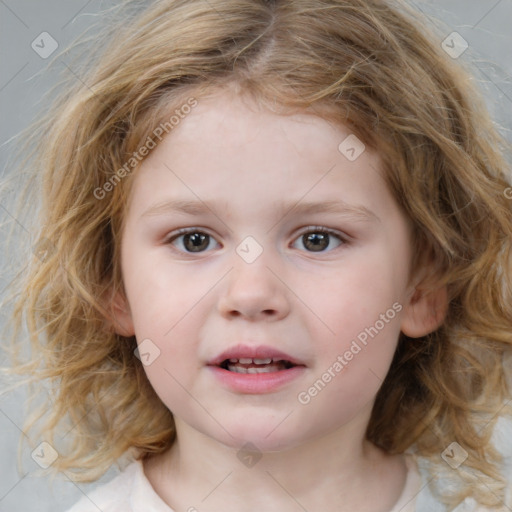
[207, 365, 306, 393]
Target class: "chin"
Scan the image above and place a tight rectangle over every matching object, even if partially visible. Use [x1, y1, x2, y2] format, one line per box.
[203, 416, 307, 453]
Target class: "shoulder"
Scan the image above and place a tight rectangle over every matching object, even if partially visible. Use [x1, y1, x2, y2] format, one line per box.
[64, 459, 175, 512]
[63, 460, 143, 512]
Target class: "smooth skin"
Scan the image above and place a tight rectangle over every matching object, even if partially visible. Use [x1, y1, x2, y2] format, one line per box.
[111, 90, 447, 512]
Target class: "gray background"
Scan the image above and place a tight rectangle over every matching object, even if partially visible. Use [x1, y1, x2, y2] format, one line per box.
[1, 1, 511, 511]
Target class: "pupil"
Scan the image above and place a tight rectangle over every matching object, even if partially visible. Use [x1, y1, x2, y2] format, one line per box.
[185, 232, 208, 252]
[304, 232, 328, 251]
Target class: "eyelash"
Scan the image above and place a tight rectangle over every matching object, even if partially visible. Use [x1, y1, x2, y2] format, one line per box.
[164, 226, 349, 255]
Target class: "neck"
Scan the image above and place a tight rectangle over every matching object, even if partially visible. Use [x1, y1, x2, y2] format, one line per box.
[144, 415, 408, 512]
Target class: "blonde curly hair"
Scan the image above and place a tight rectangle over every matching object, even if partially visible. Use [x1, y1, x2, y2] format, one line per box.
[3, 0, 512, 509]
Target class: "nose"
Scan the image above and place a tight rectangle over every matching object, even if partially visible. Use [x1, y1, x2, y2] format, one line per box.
[217, 250, 291, 322]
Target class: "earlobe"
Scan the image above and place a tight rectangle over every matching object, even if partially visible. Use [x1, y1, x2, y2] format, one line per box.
[102, 289, 135, 337]
[400, 283, 448, 338]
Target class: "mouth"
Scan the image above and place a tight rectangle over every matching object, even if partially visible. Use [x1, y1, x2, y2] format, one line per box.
[207, 347, 307, 393]
[218, 357, 298, 374]
[207, 344, 306, 373]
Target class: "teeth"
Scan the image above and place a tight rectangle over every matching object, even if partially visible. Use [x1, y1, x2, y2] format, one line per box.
[254, 358, 272, 364]
[227, 357, 275, 364]
[247, 366, 275, 373]
[230, 364, 282, 374]
[226, 361, 287, 373]
[222, 356, 295, 373]
[230, 365, 249, 374]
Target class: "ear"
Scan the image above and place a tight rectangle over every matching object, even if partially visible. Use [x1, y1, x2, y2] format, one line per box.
[400, 273, 449, 338]
[102, 288, 135, 337]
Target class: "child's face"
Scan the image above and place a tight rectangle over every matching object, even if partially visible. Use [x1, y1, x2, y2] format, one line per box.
[115, 92, 425, 452]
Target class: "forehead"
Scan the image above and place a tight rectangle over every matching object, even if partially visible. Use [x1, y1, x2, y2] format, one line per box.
[159, 92, 349, 153]
[124, 91, 398, 226]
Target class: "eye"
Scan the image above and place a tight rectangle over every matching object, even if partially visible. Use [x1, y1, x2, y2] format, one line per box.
[164, 226, 348, 254]
[165, 228, 220, 253]
[292, 226, 347, 253]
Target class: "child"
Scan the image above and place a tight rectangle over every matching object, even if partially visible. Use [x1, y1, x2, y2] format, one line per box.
[4, 0, 512, 510]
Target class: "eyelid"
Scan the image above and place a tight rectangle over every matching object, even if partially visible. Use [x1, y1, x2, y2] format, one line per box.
[164, 226, 216, 242]
[294, 225, 349, 241]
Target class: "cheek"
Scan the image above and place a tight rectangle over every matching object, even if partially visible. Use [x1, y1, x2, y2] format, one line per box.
[122, 264, 207, 406]
[122, 250, 204, 336]
[298, 306, 402, 426]
[310, 254, 404, 340]
[137, 318, 203, 414]
[300, 253, 406, 399]
[141, 364, 186, 419]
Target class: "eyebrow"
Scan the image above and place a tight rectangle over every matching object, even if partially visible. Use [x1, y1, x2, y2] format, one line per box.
[141, 199, 380, 223]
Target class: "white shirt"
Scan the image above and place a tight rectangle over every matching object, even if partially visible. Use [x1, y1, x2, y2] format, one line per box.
[64, 454, 432, 512]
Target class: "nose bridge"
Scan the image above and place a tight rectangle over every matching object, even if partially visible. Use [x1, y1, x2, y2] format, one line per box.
[217, 235, 289, 320]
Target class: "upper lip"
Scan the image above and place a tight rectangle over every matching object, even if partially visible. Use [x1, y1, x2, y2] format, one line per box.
[207, 344, 306, 367]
